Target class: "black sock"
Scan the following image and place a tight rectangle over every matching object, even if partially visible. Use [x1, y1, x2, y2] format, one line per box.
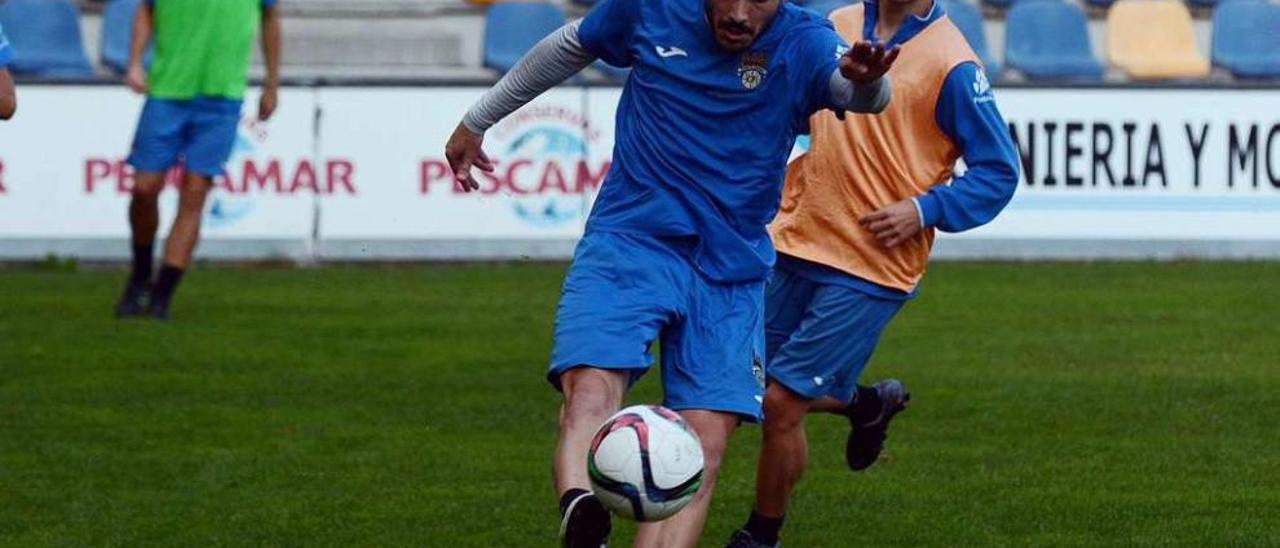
[130, 244, 154, 286]
[743, 510, 785, 545]
[559, 488, 591, 516]
[151, 264, 185, 306]
[849, 384, 883, 425]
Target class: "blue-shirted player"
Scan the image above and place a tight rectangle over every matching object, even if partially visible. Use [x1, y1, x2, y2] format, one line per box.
[0, 23, 15, 119]
[115, 0, 281, 320]
[445, 0, 898, 546]
[727, 0, 1020, 545]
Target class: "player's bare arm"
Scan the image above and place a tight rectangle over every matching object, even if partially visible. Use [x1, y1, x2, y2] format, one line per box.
[258, 5, 282, 121]
[444, 21, 595, 191]
[0, 69, 14, 120]
[124, 2, 153, 94]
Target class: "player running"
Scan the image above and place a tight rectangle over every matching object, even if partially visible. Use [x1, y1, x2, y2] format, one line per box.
[444, 0, 897, 545]
[115, 0, 281, 320]
[0, 23, 15, 119]
[727, 0, 1019, 546]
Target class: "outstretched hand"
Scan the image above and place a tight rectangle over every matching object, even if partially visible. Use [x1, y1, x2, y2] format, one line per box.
[444, 122, 494, 192]
[839, 42, 900, 85]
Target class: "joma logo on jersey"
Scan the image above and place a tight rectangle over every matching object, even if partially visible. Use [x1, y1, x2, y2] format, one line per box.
[738, 52, 769, 90]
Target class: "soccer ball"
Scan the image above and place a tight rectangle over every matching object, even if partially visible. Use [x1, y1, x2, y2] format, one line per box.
[587, 405, 704, 522]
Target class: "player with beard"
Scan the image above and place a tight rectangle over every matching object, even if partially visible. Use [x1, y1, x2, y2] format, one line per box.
[444, 0, 899, 545]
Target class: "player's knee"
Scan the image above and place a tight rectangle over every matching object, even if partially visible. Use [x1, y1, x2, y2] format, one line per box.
[176, 187, 211, 215]
[697, 435, 728, 482]
[762, 383, 808, 432]
[560, 369, 623, 426]
[131, 181, 163, 201]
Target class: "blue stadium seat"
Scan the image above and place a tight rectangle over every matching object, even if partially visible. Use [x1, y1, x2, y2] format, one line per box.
[1212, 0, 1280, 78]
[483, 3, 566, 74]
[0, 0, 95, 77]
[101, 0, 153, 74]
[1004, 1, 1104, 80]
[942, 0, 1001, 79]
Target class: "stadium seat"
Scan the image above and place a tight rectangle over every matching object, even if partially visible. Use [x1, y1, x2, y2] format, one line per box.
[483, 2, 566, 74]
[1004, 1, 1104, 80]
[0, 0, 95, 77]
[101, 0, 153, 74]
[942, 0, 1001, 79]
[1212, 0, 1280, 78]
[1106, 0, 1210, 80]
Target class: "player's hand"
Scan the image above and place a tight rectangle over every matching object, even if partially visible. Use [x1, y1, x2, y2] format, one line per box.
[444, 122, 494, 192]
[258, 85, 279, 121]
[839, 42, 900, 85]
[124, 62, 147, 94]
[860, 198, 922, 248]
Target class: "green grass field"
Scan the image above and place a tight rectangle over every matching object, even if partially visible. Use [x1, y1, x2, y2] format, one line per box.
[1, 262, 1277, 547]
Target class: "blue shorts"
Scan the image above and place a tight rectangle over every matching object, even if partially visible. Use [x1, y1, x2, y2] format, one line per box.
[127, 97, 242, 178]
[765, 262, 906, 403]
[549, 231, 767, 422]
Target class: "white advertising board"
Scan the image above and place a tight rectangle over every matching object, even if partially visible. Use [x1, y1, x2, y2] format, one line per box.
[970, 88, 1280, 241]
[316, 87, 608, 240]
[0, 84, 1277, 260]
[0, 87, 318, 240]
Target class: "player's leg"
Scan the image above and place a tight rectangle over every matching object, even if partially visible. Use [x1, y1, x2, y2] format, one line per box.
[148, 100, 240, 319]
[161, 172, 213, 270]
[728, 267, 819, 548]
[738, 381, 810, 546]
[641, 274, 765, 548]
[548, 232, 678, 548]
[116, 172, 166, 317]
[117, 99, 183, 317]
[733, 281, 905, 546]
[555, 367, 630, 494]
[555, 366, 630, 548]
[147, 172, 212, 318]
[634, 410, 739, 548]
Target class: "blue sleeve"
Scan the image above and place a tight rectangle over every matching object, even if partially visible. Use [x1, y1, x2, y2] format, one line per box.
[797, 25, 848, 114]
[262, 0, 278, 8]
[577, 0, 639, 67]
[0, 27, 11, 68]
[917, 62, 1019, 233]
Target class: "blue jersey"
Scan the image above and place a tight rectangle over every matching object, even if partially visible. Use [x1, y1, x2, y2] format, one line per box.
[0, 24, 13, 68]
[578, 0, 847, 283]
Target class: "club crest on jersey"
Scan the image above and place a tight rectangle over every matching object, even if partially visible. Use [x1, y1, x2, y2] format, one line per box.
[738, 52, 768, 90]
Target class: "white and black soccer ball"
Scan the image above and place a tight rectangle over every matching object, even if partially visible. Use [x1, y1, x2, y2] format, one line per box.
[587, 405, 704, 522]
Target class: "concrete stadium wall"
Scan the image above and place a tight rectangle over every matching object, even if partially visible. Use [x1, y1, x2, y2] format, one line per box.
[0, 83, 1277, 263]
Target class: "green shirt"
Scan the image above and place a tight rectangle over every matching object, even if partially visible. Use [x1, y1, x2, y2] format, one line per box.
[147, 0, 274, 100]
